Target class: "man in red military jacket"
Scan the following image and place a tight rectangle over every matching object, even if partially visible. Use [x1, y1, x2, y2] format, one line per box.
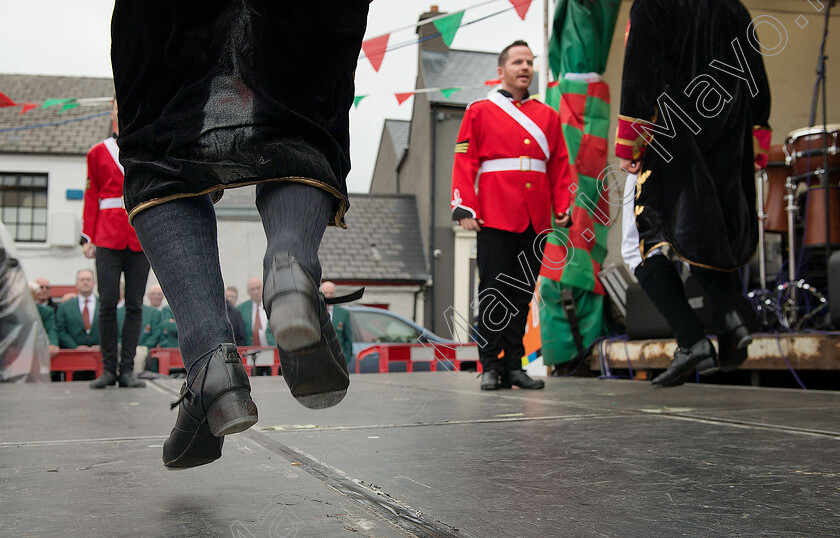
[83, 101, 150, 389]
[451, 40, 575, 391]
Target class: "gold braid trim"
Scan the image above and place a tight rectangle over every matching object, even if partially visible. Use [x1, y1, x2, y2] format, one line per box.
[127, 176, 348, 229]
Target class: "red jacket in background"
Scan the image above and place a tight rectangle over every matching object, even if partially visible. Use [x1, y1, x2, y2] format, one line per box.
[450, 91, 575, 234]
[81, 137, 142, 251]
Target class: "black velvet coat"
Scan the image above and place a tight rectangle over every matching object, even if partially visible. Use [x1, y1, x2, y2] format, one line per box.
[621, 0, 771, 270]
[111, 1, 369, 226]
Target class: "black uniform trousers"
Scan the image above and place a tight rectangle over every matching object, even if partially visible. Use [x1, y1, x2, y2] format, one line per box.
[96, 247, 150, 374]
[475, 226, 543, 373]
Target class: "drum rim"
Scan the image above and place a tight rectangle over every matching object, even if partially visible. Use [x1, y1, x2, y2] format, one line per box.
[786, 124, 840, 140]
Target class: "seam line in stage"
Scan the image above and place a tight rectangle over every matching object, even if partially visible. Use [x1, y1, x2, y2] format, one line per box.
[0, 435, 168, 448]
[153, 380, 462, 538]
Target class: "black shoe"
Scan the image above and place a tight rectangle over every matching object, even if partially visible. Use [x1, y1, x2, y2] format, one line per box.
[652, 338, 716, 387]
[480, 370, 501, 390]
[117, 372, 146, 388]
[163, 344, 258, 469]
[264, 252, 349, 409]
[717, 310, 752, 372]
[507, 369, 545, 389]
[89, 371, 117, 389]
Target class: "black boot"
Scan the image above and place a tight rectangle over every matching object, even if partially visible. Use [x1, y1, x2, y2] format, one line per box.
[118, 372, 146, 388]
[716, 310, 752, 372]
[264, 252, 349, 409]
[163, 344, 258, 469]
[506, 369, 545, 389]
[652, 338, 716, 387]
[89, 370, 117, 389]
[480, 370, 501, 390]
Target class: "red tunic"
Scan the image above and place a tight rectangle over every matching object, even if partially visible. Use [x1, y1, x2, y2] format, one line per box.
[450, 92, 574, 234]
[81, 138, 142, 252]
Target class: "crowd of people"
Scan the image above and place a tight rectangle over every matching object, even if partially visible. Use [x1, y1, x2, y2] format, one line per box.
[30, 274, 353, 367]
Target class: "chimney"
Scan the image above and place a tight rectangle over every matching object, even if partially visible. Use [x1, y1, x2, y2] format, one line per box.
[417, 5, 449, 53]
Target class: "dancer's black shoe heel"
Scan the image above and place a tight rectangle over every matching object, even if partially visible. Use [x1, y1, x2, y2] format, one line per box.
[264, 252, 363, 410]
[163, 344, 258, 469]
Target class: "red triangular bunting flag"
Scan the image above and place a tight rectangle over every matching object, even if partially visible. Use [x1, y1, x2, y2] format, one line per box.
[20, 102, 38, 115]
[509, 0, 532, 20]
[362, 33, 390, 72]
[548, 81, 560, 88]
[484, 79, 502, 86]
[0, 91, 16, 108]
[395, 92, 414, 105]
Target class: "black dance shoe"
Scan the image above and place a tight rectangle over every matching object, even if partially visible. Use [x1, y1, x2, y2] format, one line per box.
[264, 252, 350, 409]
[696, 310, 753, 375]
[118, 372, 146, 388]
[507, 369, 545, 389]
[480, 370, 501, 390]
[652, 338, 716, 388]
[163, 344, 258, 469]
[89, 370, 117, 389]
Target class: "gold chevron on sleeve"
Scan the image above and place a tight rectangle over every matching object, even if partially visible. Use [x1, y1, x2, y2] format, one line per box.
[454, 140, 469, 154]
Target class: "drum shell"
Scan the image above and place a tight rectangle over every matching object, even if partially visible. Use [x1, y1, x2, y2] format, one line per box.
[804, 185, 840, 248]
[764, 145, 790, 234]
[785, 126, 840, 177]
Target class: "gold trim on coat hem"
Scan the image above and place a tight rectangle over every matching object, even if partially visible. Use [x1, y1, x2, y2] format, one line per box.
[127, 176, 348, 229]
[640, 240, 746, 272]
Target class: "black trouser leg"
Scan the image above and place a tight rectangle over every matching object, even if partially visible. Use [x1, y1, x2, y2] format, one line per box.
[119, 249, 151, 374]
[256, 181, 333, 285]
[499, 227, 542, 373]
[95, 247, 122, 373]
[476, 227, 540, 372]
[634, 254, 705, 348]
[691, 266, 740, 329]
[133, 195, 234, 384]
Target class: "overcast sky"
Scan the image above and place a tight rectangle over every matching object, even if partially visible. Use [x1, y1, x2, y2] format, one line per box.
[0, 0, 546, 193]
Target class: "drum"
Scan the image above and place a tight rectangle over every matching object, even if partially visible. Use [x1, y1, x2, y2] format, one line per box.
[785, 125, 840, 248]
[763, 144, 791, 234]
[784, 124, 840, 178]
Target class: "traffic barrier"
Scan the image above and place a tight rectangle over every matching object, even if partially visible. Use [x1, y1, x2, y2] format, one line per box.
[354, 342, 481, 374]
[51, 347, 279, 380]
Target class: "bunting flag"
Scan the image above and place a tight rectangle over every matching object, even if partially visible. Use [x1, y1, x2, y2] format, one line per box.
[484, 78, 502, 86]
[19, 103, 38, 115]
[59, 101, 80, 113]
[395, 92, 414, 105]
[509, 0, 532, 20]
[439, 88, 460, 99]
[432, 11, 465, 48]
[0, 91, 16, 108]
[362, 33, 390, 72]
[43, 98, 74, 109]
[353, 95, 368, 108]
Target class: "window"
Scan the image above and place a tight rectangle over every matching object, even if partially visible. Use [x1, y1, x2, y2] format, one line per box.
[350, 311, 422, 344]
[0, 173, 48, 243]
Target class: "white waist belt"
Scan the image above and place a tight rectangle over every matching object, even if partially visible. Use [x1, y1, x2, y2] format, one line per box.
[99, 197, 125, 210]
[478, 157, 547, 174]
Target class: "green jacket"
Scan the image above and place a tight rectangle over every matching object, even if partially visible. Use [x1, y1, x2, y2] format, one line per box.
[56, 296, 100, 348]
[159, 306, 179, 348]
[331, 305, 353, 363]
[37, 303, 59, 346]
[117, 305, 163, 347]
[236, 300, 276, 347]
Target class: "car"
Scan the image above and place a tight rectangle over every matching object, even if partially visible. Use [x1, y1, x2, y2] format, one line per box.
[344, 305, 471, 373]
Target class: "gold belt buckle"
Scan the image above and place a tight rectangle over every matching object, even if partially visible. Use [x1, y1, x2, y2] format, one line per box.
[519, 156, 531, 172]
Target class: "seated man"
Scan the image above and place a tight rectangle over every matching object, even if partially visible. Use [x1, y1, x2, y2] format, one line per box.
[225, 286, 247, 347]
[320, 281, 353, 365]
[55, 269, 100, 351]
[236, 278, 276, 347]
[148, 285, 178, 348]
[30, 281, 59, 358]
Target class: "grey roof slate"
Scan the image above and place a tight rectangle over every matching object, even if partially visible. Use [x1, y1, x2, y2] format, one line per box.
[0, 74, 114, 155]
[421, 48, 539, 106]
[384, 119, 410, 160]
[320, 194, 429, 283]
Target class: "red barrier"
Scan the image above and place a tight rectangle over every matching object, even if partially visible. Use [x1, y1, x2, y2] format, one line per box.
[51, 347, 280, 381]
[355, 342, 481, 374]
[51, 351, 104, 381]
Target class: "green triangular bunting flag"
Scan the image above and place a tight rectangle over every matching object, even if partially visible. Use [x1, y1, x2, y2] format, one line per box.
[432, 11, 464, 47]
[43, 98, 73, 109]
[353, 95, 367, 108]
[440, 88, 460, 99]
[59, 101, 79, 113]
